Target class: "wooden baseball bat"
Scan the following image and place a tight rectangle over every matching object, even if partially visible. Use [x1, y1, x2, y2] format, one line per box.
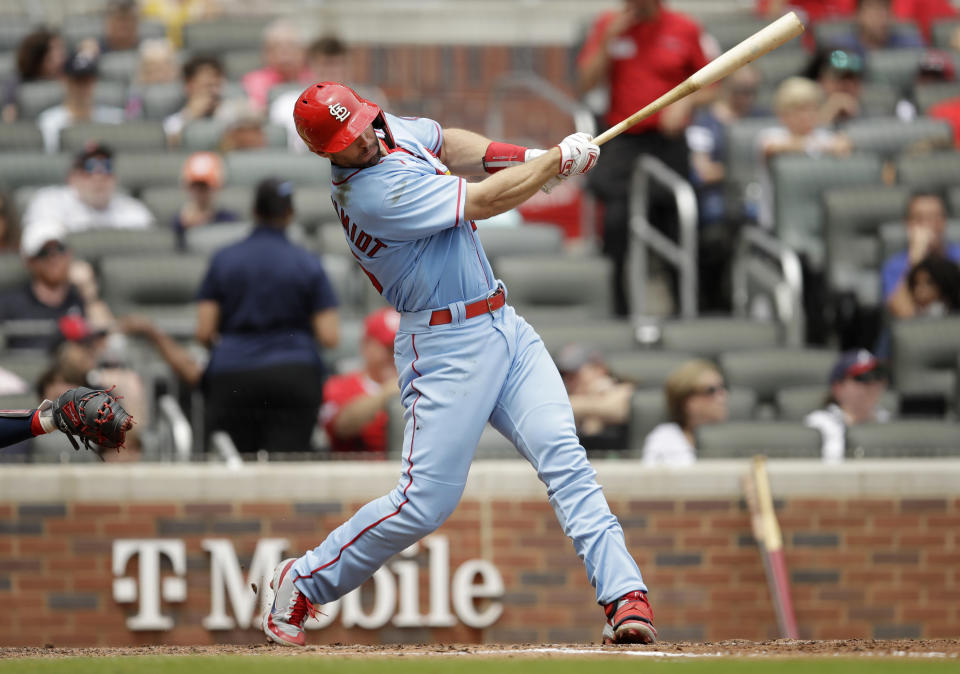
[594, 12, 805, 146]
[744, 456, 799, 640]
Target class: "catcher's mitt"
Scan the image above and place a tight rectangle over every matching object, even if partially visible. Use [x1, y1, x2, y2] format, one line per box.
[52, 386, 134, 452]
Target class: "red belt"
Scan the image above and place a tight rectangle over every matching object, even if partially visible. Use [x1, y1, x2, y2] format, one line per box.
[429, 288, 505, 326]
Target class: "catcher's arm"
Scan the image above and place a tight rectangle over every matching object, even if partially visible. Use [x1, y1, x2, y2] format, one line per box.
[0, 401, 57, 449]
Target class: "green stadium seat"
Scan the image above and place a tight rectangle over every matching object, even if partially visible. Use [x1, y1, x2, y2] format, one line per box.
[846, 421, 960, 458]
[696, 421, 823, 459]
[60, 121, 168, 154]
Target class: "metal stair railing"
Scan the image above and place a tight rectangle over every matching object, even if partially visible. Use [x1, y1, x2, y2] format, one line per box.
[627, 154, 699, 318]
[731, 225, 805, 347]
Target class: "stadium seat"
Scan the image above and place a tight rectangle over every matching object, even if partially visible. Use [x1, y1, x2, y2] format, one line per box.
[473, 425, 517, 460]
[931, 18, 960, 49]
[704, 14, 789, 51]
[627, 386, 757, 452]
[659, 318, 781, 359]
[179, 222, 253, 255]
[141, 82, 185, 120]
[535, 319, 638, 355]
[695, 421, 823, 459]
[67, 228, 176, 267]
[813, 19, 921, 51]
[0, 16, 33, 51]
[913, 82, 960, 114]
[17, 81, 128, 120]
[181, 119, 287, 151]
[846, 421, 960, 458]
[823, 184, 910, 306]
[224, 151, 331, 187]
[896, 152, 960, 191]
[292, 188, 336, 230]
[843, 118, 952, 159]
[0, 352, 50, 389]
[60, 122, 168, 154]
[948, 187, 960, 217]
[98, 50, 140, 84]
[0, 122, 44, 151]
[141, 185, 252, 227]
[100, 254, 206, 307]
[115, 152, 193, 193]
[496, 255, 612, 317]
[776, 385, 900, 421]
[605, 350, 697, 388]
[752, 49, 807, 86]
[182, 18, 271, 52]
[223, 49, 263, 81]
[858, 83, 900, 118]
[719, 348, 836, 405]
[0, 153, 71, 190]
[771, 154, 883, 266]
[724, 116, 778, 203]
[890, 316, 960, 403]
[0, 51, 13, 83]
[268, 82, 306, 105]
[879, 221, 960, 263]
[0, 252, 28, 293]
[0, 392, 39, 411]
[865, 48, 928, 93]
[477, 224, 565, 262]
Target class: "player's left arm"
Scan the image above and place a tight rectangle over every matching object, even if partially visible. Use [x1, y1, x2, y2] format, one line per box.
[441, 128, 545, 178]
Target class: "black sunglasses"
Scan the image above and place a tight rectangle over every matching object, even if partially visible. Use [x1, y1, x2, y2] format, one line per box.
[693, 383, 727, 397]
[851, 369, 886, 384]
[82, 157, 113, 174]
[33, 242, 68, 259]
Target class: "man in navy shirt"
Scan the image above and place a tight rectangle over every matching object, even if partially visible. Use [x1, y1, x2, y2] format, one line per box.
[196, 178, 339, 454]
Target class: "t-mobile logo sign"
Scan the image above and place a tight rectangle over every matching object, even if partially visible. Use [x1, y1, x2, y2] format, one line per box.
[112, 536, 504, 631]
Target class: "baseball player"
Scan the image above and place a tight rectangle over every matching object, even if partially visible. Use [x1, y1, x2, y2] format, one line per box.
[262, 82, 655, 647]
[0, 387, 133, 452]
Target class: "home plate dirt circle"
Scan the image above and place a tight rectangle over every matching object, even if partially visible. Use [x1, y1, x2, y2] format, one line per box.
[2, 639, 959, 659]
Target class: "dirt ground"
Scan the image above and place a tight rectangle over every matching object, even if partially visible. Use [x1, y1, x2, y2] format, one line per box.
[2, 639, 959, 659]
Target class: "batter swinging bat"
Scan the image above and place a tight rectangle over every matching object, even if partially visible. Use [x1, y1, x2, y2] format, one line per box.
[594, 11, 805, 146]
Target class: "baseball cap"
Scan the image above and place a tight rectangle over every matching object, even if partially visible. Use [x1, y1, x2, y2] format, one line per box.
[64, 48, 99, 78]
[826, 49, 864, 77]
[918, 50, 956, 82]
[181, 151, 224, 188]
[554, 343, 602, 376]
[73, 141, 114, 171]
[20, 219, 67, 259]
[364, 308, 400, 348]
[829, 349, 886, 384]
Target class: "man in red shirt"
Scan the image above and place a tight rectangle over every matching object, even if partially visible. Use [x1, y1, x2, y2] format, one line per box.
[319, 307, 401, 455]
[577, 0, 713, 316]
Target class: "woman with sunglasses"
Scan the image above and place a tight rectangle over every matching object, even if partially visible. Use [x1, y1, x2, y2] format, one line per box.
[642, 359, 729, 466]
[804, 350, 890, 463]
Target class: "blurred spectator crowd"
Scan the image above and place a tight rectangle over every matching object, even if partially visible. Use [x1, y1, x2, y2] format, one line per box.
[2, 0, 960, 463]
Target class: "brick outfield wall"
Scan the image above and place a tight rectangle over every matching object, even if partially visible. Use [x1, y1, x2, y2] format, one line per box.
[2, 496, 958, 647]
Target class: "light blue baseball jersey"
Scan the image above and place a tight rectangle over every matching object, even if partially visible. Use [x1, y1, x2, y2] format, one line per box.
[330, 113, 496, 312]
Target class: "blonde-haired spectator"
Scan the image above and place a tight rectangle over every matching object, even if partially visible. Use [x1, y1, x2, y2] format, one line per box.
[641, 359, 729, 466]
[756, 76, 852, 229]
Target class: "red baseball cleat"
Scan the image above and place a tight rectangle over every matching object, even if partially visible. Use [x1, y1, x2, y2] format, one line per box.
[262, 558, 316, 647]
[602, 590, 657, 645]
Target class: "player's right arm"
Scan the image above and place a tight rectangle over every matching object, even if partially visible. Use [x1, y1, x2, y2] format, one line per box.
[464, 132, 599, 221]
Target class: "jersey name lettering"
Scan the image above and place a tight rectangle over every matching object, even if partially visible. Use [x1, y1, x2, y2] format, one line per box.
[332, 198, 387, 258]
[329, 103, 351, 122]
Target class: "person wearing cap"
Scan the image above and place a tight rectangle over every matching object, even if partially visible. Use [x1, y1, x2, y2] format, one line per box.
[216, 99, 268, 153]
[319, 307, 401, 456]
[806, 48, 866, 126]
[22, 143, 153, 232]
[556, 344, 635, 452]
[36, 45, 126, 154]
[0, 220, 86, 351]
[641, 359, 729, 466]
[195, 177, 339, 454]
[173, 151, 239, 250]
[804, 350, 890, 463]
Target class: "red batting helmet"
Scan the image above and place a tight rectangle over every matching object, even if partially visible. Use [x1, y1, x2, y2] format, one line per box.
[294, 81, 385, 155]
